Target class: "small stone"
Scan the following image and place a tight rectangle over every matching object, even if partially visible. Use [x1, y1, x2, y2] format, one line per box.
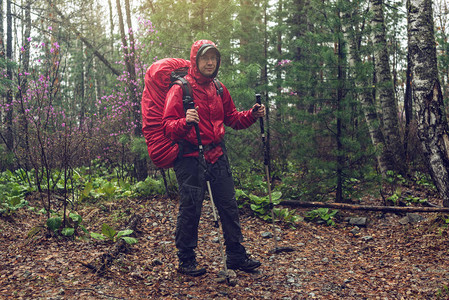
[407, 213, 425, 224]
[349, 217, 367, 226]
[398, 216, 409, 225]
[261, 232, 273, 238]
[361, 235, 373, 241]
[152, 259, 163, 266]
[218, 269, 236, 278]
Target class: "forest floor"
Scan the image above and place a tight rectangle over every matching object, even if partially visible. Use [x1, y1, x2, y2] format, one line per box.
[1, 186, 449, 300]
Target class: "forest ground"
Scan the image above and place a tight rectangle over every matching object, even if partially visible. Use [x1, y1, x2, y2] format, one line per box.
[1, 186, 449, 300]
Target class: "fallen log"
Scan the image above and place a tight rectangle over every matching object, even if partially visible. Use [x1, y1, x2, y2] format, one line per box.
[281, 200, 449, 213]
[81, 213, 142, 275]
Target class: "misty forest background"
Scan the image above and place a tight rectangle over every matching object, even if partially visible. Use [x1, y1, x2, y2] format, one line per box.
[1, 0, 449, 224]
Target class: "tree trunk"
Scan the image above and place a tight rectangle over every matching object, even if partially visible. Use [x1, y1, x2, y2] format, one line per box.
[124, 0, 141, 136]
[17, 0, 32, 171]
[5, 0, 13, 151]
[0, 0, 3, 56]
[281, 200, 449, 213]
[403, 51, 413, 161]
[78, 36, 86, 129]
[263, 0, 271, 176]
[0, 0, 4, 143]
[117, 0, 147, 181]
[370, 0, 406, 175]
[408, 0, 449, 207]
[108, 0, 115, 54]
[343, 5, 389, 177]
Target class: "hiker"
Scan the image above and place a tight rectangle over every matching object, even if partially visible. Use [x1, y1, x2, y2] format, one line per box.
[162, 40, 266, 276]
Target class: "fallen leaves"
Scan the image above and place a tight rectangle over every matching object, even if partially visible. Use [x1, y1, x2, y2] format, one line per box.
[1, 194, 449, 299]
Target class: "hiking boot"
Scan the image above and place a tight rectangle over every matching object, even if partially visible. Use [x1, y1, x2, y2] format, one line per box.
[178, 259, 206, 277]
[226, 255, 261, 272]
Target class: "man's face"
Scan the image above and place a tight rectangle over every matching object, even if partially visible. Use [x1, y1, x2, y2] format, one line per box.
[198, 49, 218, 77]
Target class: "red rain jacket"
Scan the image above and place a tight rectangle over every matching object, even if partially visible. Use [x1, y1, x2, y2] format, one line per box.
[163, 40, 257, 164]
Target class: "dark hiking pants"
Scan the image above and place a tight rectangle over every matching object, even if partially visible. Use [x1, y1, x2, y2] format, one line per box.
[173, 154, 244, 262]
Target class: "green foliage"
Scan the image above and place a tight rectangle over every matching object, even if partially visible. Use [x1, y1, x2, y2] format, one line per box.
[0, 57, 16, 93]
[46, 212, 89, 238]
[305, 208, 339, 226]
[79, 174, 165, 202]
[404, 196, 428, 206]
[0, 144, 14, 171]
[249, 191, 282, 220]
[387, 188, 401, 205]
[385, 170, 406, 185]
[387, 187, 428, 206]
[235, 188, 299, 224]
[90, 223, 137, 245]
[131, 137, 149, 160]
[414, 172, 435, 190]
[46, 217, 62, 232]
[0, 170, 32, 216]
[132, 177, 166, 197]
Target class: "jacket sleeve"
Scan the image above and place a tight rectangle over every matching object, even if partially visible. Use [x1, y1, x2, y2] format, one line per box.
[162, 85, 192, 142]
[222, 85, 257, 130]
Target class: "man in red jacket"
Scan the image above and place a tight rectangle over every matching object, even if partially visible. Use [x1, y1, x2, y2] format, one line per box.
[163, 40, 265, 276]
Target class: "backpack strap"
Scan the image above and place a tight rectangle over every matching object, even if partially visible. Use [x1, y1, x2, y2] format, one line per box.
[213, 78, 223, 97]
[172, 77, 194, 112]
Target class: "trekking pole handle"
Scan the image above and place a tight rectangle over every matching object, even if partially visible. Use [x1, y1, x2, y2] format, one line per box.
[255, 94, 269, 166]
[255, 94, 265, 135]
[184, 96, 204, 155]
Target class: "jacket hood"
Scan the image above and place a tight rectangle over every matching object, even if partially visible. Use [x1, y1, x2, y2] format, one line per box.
[189, 40, 221, 84]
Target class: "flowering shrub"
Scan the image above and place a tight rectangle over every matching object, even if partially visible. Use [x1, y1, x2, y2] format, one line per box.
[0, 18, 161, 201]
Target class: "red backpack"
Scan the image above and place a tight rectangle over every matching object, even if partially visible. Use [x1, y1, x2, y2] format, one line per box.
[141, 58, 223, 169]
[141, 58, 190, 169]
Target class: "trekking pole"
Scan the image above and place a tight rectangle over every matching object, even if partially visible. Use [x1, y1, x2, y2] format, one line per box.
[255, 94, 294, 254]
[192, 122, 234, 285]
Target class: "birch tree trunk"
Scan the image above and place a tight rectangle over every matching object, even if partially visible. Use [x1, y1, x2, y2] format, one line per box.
[370, 0, 406, 175]
[408, 0, 449, 207]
